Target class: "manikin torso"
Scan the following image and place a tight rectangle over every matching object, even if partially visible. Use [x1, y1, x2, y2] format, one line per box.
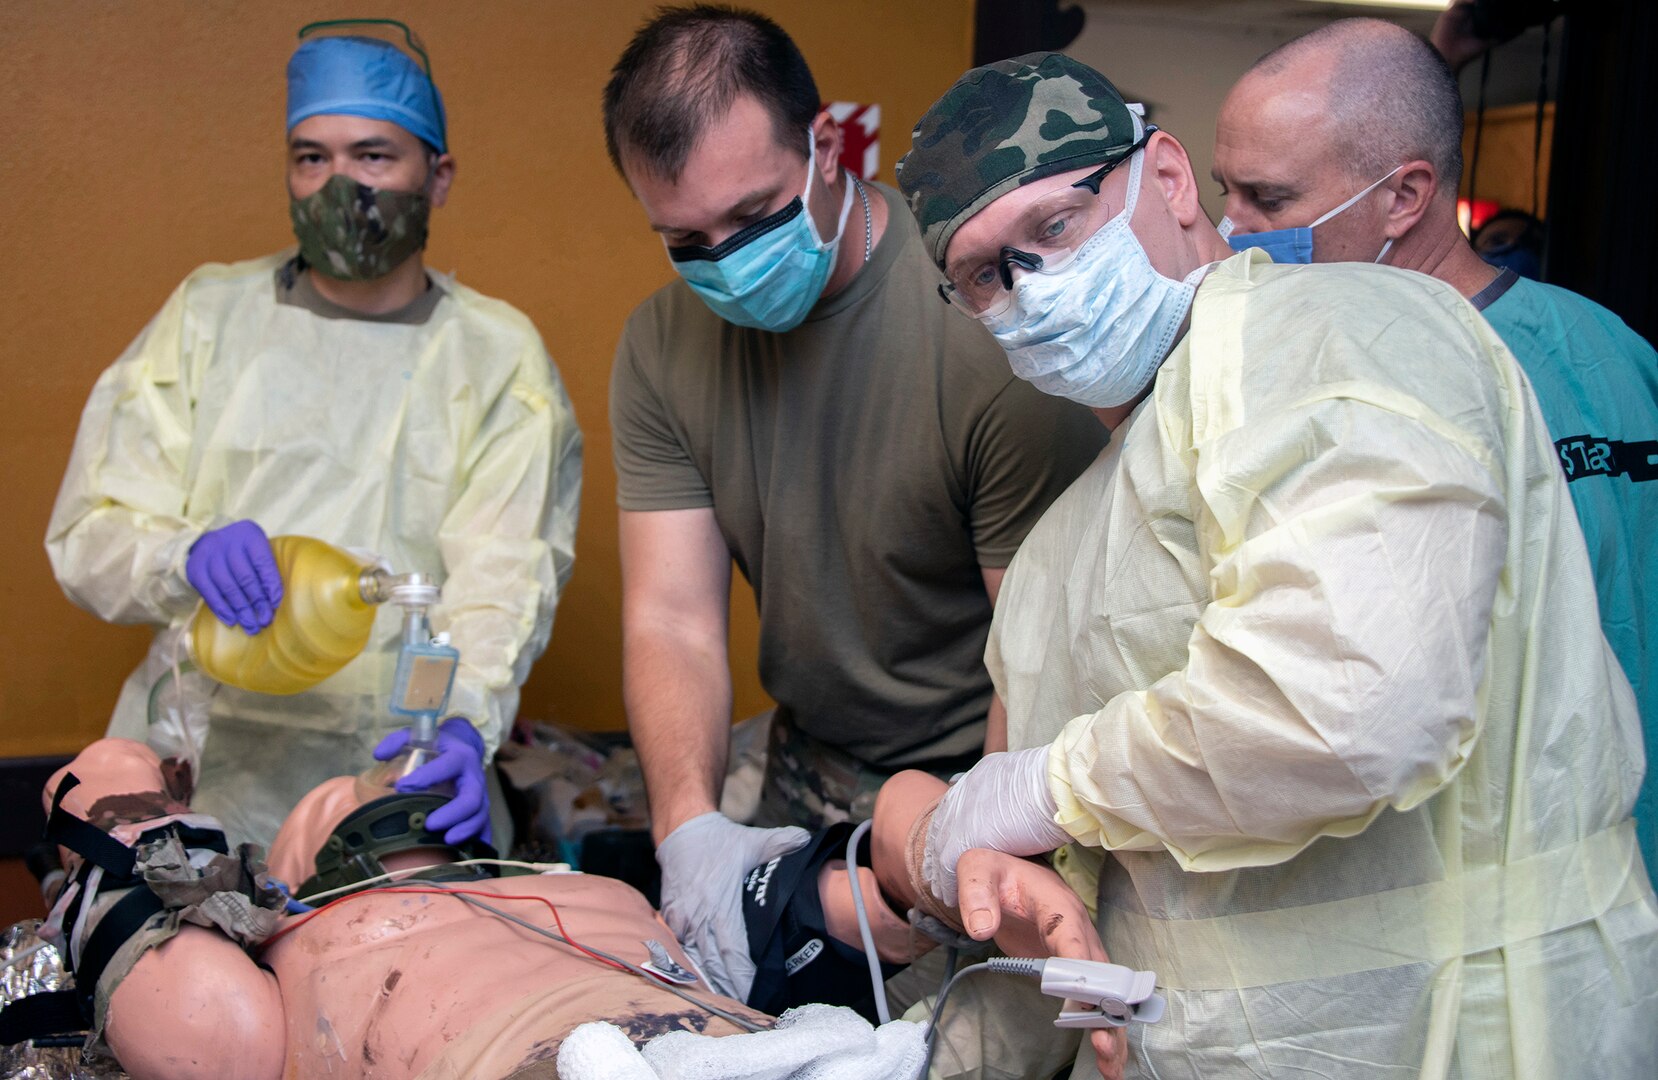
[53, 743, 922, 1080]
[218, 775, 764, 1079]
[263, 869, 750, 1079]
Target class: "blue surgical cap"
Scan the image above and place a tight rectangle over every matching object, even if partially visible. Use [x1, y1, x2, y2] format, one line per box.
[286, 36, 447, 153]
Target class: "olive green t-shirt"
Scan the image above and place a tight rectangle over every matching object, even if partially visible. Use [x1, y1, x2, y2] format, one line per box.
[611, 182, 1107, 768]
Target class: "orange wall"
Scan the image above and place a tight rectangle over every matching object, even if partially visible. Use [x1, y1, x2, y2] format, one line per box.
[0, 1, 973, 758]
[1459, 102, 1554, 219]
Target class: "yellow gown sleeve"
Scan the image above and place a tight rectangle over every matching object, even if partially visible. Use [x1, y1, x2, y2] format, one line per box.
[45, 279, 209, 626]
[1050, 302, 1512, 872]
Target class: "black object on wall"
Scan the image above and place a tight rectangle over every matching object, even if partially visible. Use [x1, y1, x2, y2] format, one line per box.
[1544, 0, 1656, 342]
[973, 0, 1086, 66]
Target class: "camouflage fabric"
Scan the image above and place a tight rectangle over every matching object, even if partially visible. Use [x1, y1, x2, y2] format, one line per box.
[289, 172, 429, 281]
[895, 52, 1143, 268]
[752, 712, 973, 831]
[753, 712, 888, 830]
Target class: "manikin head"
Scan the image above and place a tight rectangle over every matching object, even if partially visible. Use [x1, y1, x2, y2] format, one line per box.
[603, 5, 859, 332]
[898, 52, 1230, 420]
[284, 28, 455, 282]
[1213, 18, 1465, 266]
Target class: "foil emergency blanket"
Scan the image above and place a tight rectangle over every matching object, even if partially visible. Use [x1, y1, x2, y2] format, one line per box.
[0, 920, 129, 1079]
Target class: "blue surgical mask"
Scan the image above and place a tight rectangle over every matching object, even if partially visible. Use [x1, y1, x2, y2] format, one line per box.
[979, 152, 1210, 409]
[667, 132, 855, 332]
[1219, 165, 1402, 265]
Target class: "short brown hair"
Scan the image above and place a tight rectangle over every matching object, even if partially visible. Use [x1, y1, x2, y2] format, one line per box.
[603, 4, 821, 183]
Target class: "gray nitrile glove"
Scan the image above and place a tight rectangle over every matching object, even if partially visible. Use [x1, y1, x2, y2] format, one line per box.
[655, 811, 810, 1002]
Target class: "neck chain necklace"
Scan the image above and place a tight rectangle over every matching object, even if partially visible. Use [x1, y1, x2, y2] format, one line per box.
[853, 176, 872, 263]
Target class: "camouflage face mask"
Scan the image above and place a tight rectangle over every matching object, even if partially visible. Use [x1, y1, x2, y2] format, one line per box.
[290, 173, 430, 281]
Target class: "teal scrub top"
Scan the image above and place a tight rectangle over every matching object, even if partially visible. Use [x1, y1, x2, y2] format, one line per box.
[1476, 270, 1658, 885]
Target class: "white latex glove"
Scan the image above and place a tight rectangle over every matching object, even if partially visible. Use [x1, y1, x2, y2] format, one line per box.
[656, 811, 810, 1002]
[923, 747, 1071, 906]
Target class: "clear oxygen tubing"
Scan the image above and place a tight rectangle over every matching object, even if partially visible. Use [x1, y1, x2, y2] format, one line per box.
[168, 624, 192, 760]
[147, 627, 211, 773]
[145, 664, 191, 737]
[845, 819, 893, 1024]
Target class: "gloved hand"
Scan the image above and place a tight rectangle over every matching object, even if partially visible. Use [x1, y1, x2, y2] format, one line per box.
[922, 746, 1071, 907]
[186, 520, 284, 636]
[373, 716, 491, 846]
[655, 812, 810, 1002]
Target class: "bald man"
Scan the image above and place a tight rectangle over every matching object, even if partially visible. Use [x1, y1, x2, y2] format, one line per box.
[1214, 17, 1658, 889]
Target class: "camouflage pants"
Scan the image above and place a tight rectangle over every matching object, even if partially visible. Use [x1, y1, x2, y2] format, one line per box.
[752, 712, 894, 830]
[752, 712, 975, 831]
[752, 713, 888, 832]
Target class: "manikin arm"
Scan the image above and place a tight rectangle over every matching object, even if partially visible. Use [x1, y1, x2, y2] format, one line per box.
[102, 927, 285, 1080]
[844, 770, 1106, 964]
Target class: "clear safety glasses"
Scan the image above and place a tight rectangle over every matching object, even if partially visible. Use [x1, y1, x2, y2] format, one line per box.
[939, 130, 1154, 317]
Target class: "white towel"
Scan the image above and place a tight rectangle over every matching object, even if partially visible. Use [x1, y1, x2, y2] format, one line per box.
[557, 1005, 927, 1080]
[556, 1019, 660, 1080]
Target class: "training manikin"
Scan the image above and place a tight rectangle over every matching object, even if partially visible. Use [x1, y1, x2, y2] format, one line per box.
[31, 739, 1094, 1080]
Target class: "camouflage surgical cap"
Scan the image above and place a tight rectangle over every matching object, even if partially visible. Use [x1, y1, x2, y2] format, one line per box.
[896, 52, 1144, 267]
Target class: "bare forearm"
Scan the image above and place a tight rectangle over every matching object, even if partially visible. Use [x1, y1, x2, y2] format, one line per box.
[625, 625, 734, 843]
[984, 692, 1008, 754]
[618, 506, 734, 844]
[981, 568, 1009, 754]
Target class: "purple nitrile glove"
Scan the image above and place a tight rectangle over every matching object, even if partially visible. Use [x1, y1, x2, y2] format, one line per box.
[373, 716, 492, 846]
[186, 520, 284, 636]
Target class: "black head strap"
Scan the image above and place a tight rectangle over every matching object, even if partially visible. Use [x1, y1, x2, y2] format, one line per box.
[0, 989, 85, 1046]
[44, 774, 138, 881]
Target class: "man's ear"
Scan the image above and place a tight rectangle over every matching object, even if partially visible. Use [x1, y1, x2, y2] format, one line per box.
[1382, 159, 1437, 240]
[428, 153, 457, 209]
[810, 109, 844, 188]
[1147, 131, 1202, 228]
